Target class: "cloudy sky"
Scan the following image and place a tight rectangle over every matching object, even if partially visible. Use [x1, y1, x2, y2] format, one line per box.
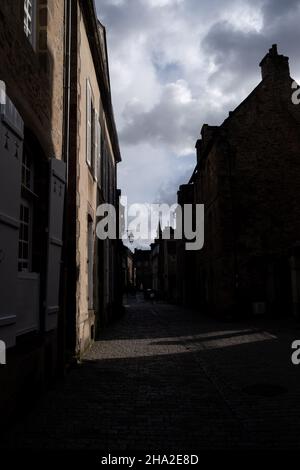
[95, 0, 300, 243]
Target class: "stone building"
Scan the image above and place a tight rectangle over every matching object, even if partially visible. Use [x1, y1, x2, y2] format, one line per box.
[66, 0, 121, 357]
[134, 249, 152, 291]
[178, 45, 300, 318]
[0, 0, 122, 421]
[151, 225, 177, 301]
[122, 245, 134, 293]
[176, 184, 198, 308]
[0, 0, 66, 421]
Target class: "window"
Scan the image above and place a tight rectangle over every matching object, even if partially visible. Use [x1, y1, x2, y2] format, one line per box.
[101, 142, 111, 202]
[18, 200, 32, 272]
[87, 80, 102, 182]
[24, 0, 36, 48]
[86, 79, 99, 180]
[86, 79, 92, 167]
[22, 150, 34, 191]
[96, 112, 101, 184]
[101, 137, 105, 193]
[18, 150, 34, 272]
[91, 101, 95, 171]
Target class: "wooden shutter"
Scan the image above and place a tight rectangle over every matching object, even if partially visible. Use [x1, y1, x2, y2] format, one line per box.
[86, 79, 92, 166]
[94, 110, 99, 182]
[0, 93, 24, 348]
[97, 119, 101, 185]
[102, 142, 108, 199]
[45, 158, 66, 331]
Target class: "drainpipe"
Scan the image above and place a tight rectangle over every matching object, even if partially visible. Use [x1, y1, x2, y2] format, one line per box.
[58, 0, 72, 376]
[63, 0, 71, 177]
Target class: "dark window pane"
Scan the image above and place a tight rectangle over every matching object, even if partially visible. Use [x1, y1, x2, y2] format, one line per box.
[23, 243, 28, 259]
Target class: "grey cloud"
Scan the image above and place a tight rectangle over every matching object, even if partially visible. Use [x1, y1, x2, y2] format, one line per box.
[202, 0, 300, 93]
[119, 83, 228, 150]
[203, 21, 268, 90]
[154, 162, 195, 205]
[262, 0, 300, 22]
[96, 0, 152, 38]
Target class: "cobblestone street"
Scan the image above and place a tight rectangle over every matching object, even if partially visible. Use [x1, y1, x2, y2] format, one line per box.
[2, 297, 300, 450]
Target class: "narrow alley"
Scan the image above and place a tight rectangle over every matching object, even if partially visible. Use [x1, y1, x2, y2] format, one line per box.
[2, 297, 300, 450]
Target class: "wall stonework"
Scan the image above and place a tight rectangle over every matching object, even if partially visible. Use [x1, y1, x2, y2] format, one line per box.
[0, 0, 64, 159]
[66, 1, 121, 357]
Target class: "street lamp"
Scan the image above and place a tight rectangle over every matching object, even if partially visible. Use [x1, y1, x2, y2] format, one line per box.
[128, 231, 134, 244]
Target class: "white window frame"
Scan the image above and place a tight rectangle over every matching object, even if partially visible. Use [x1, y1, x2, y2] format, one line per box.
[24, 0, 37, 49]
[102, 141, 107, 198]
[86, 79, 92, 168]
[91, 103, 96, 177]
[18, 198, 33, 273]
[22, 149, 34, 192]
[95, 111, 102, 183]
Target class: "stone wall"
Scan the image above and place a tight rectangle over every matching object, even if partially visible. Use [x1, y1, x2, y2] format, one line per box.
[0, 0, 64, 159]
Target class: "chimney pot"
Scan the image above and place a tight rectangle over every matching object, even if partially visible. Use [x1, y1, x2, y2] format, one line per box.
[259, 45, 290, 80]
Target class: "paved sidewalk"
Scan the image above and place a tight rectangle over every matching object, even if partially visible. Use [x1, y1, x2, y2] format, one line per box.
[2, 297, 300, 450]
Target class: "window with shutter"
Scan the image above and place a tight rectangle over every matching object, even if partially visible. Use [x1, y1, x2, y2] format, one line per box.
[18, 150, 34, 273]
[0, 90, 24, 347]
[86, 79, 92, 167]
[102, 142, 109, 201]
[45, 158, 66, 332]
[97, 120, 101, 185]
[101, 136, 105, 192]
[91, 103, 96, 176]
[94, 110, 99, 182]
[106, 149, 110, 202]
[16, 144, 41, 336]
[18, 199, 32, 272]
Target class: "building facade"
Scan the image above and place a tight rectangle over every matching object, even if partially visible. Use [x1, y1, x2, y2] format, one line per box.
[122, 245, 134, 294]
[151, 226, 177, 301]
[176, 184, 199, 308]
[0, 0, 122, 421]
[66, 0, 121, 357]
[0, 0, 66, 421]
[178, 45, 300, 318]
[134, 249, 152, 291]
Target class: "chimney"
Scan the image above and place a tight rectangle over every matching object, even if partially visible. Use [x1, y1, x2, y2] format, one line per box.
[259, 44, 290, 80]
[195, 139, 202, 164]
[200, 124, 218, 149]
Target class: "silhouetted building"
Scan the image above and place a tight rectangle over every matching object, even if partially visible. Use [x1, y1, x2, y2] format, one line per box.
[177, 184, 198, 307]
[178, 45, 300, 317]
[122, 245, 134, 292]
[134, 249, 152, 291]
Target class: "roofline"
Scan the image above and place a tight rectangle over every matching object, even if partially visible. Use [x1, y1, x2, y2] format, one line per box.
[189, 78, 272, 182]
[80, 0, 122, 163]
